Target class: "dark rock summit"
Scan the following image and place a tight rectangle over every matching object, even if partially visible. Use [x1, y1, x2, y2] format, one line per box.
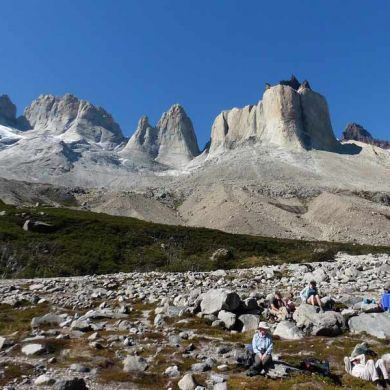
[342, 123, 390, 149]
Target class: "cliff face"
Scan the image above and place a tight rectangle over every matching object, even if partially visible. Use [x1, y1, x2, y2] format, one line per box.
[23, 94, 124, 146]
[121, 104, 200, 169]
[209, 77, 339, 154]
[342, 123, 390, 149]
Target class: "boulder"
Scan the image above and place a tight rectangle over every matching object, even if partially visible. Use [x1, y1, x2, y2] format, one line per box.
[348, 312, 390, 339]
[200, 289, 241, 315]
[217, 310, 237, 330]
[178, 373, 197, 390]
[123, 355, 148, 372]
[238, 314, 260, 332]
[52, 378, 88, 390]
[273, 321, 304, 340]
[34, 375, 56, 386]
[31, 313, 64, 328]
[21, 343, 46, 356]
[293, 304, 345, 336]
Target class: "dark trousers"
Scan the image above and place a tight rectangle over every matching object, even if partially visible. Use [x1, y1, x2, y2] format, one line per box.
[252, 353, 272, 371]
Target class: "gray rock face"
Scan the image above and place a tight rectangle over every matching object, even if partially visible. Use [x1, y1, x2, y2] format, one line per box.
[0, 95, 17, 126]
[209, 78, 339, 154]
[122, 104, 200, 169]
[348, 312, 390, 339]
[24, 94, 124, 146]
[200, 289, 241, 314]
[293, 304, 345, 336]
[273, 320, 304, 340]
[342, 122, 390, 149]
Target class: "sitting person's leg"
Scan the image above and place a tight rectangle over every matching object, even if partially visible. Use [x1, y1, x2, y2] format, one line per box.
[306, 295, 315, 305]
[364, 359, 380, 382]
[261, 354, 272, 370]
[375, 358, 389, 380]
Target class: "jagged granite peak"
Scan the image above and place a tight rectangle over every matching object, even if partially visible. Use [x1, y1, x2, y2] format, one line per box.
[342, 123, 390, 149]
[122, 104, 200, 169]
[209, 77, 339, 154]
[279, 74, 301, 90]
[24, 93, 124, 146]
[0, 95, 17, 127]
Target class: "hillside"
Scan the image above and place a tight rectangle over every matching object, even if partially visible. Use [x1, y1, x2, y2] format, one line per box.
[0, 201, 389, 279]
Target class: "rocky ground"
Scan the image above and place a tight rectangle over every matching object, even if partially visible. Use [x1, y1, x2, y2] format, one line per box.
[0, 253, 389, 389]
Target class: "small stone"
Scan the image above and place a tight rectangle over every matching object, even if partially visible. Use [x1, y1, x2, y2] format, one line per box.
[21, 343, 46, 356]
[178, 373, 197, 390]
[34, 375, 55, 386]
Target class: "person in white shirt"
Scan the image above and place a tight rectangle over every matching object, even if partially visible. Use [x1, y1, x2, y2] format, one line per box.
[344, 344, 389, 389]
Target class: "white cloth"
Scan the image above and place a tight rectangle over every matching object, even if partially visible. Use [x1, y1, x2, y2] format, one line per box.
[350, 354, 389, 382]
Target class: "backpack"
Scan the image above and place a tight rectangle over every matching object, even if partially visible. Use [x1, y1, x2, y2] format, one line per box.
[300, 358, 330, 376]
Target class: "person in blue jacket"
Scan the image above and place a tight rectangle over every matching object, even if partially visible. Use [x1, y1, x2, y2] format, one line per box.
[247, 322, 273, 376]
[300, 280, 324, 312]
[380, 284, 390, 312]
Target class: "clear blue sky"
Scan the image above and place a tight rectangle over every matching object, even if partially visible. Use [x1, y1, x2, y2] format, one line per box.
[1, 0, 389, 148]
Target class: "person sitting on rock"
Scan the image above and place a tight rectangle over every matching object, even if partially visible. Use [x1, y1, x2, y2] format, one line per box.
[284, 292, 296, 314]
[344, 342, 389, 389]
[246, 322, 273, 376]
[270, 291, 290, 321]
[300, 281, 324, 312]
[380, 283, 390, 312]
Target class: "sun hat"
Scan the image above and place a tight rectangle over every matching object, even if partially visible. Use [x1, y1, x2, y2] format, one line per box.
[257, 321, 270, 330]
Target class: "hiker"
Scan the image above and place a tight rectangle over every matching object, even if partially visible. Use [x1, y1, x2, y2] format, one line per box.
[284, 292, 296, 314]
[270, 291, 290, 320]
[380, 283, 390, 312]
[300, 280, 324, 312]
[246, 322, 273, 376]
[344, 342, 389, 389]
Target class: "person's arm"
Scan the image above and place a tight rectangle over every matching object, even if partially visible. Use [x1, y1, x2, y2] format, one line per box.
[265, 336, 273, 355]
[351, 354, 365, 365]
[252, 334, 260, 355]
[300, 287, 307, 302]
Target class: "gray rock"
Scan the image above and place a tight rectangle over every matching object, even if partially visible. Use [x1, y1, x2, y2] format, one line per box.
[191, 362, 210, 372]
[31, 313, 64, 328]
[348, 312, 390, 339]
[217, 310, 237, 330]
[21, 343, 46, 356]
[273, 320, 304, 340]
[165, 365, 180, 377]
[52, 378, 88, 390]
[70, 363, 90, 373]
[293, 304, 345, 336]
[70, 320, 92, 332]
[200, 289, 241, 315]
[213, 383, 227, 390]
[178, 373, 197, 390]
[238, 314, 260, 332]
[123, 355, 148, 372]
[34, 375, 56, 386]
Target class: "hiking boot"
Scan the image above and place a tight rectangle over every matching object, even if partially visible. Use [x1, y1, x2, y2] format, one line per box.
[375, 381, 384, 390]
[246, 369, 258, 377]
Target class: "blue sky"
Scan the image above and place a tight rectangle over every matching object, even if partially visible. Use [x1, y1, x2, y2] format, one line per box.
[0, 0, 389, 148]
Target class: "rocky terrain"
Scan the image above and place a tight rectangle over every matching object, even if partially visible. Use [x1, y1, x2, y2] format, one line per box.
[342, 123, 390, 150]
[0, 253, 389, 389]
[0, 76, 389, 246]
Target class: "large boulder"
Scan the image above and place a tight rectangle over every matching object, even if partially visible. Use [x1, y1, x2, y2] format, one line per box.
[31, 313, 64, 328]
[52, 378, 88, 390]
[217, 310, 237, 330]
[348, 312, 390, 339]
[293, 304, 345, 336]
[200, 289, 241, 315]
[237, 314, 260, 332]
[273, 321, 304, 340]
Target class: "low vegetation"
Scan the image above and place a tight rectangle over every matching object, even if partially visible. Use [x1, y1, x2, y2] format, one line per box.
[0, 201, 389, 278]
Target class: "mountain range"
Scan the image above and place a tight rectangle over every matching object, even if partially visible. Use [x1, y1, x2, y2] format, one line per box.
[0, 76, 389, 246]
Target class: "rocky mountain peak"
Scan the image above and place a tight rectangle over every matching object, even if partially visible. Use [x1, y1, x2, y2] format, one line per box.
[209, 76, 339, 154]
[342, 123, 390, 149]
[24, 94, 124, 146]
[0, 95, 17, 126]
[122, 104, 200, 169]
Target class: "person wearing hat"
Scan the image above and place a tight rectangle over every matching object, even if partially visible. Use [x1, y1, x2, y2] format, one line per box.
[247, 321, 273, 376]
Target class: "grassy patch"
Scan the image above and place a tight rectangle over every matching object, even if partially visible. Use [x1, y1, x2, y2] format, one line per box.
[0, 203, 389, 278]
[0, 362, 34, 387]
